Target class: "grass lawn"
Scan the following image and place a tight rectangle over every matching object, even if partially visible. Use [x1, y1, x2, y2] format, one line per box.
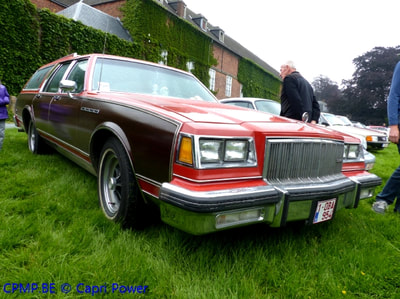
[1, 127, 400, 298]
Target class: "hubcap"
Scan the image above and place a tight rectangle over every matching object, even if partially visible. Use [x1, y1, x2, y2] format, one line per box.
[102, 150, 122, 215]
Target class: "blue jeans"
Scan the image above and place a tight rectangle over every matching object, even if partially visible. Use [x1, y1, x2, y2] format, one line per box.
[0, 119, 4, 150]
[376, 142, 400, 210]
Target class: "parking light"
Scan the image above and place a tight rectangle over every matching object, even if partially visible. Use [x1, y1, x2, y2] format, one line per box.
[178, 136, 193, 165]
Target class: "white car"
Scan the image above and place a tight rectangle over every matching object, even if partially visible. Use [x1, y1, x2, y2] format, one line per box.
[219, 97, 281, 115]
[320, 113, 389, 150]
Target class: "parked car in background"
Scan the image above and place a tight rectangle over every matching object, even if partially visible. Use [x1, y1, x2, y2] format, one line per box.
[367, 125, 390, 136]
[352, 121, 367, 129]
[220, 97, 281, 115]
[320, 113, 389, 150]
[14, 54, 381, 235]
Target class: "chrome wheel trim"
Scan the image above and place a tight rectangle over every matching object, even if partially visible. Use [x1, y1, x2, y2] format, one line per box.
[101, 149, 122, 216]
[28, 122, 36, 152]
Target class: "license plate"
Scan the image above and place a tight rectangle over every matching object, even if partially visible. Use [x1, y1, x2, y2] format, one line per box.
[313, 198, 336, 224]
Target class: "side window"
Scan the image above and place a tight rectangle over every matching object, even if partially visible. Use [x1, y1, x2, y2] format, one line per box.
[43, 62, 72, 93]
[23, 66, 54, 90]
[66, 60, 88, 93]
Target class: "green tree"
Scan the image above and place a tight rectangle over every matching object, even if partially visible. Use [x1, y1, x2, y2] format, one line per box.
[341, 46, 400, 124]
[312, 75, 342, 113]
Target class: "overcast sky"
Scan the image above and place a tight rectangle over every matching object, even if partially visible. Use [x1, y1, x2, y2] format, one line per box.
[182, 0, 400, 85]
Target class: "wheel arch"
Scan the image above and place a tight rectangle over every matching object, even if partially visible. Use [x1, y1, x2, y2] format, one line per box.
[21, 106, 34, 133]
[90, 122, 133, 174]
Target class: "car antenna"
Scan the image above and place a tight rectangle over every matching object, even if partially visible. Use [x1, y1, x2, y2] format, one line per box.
[102, 19, 109, 54]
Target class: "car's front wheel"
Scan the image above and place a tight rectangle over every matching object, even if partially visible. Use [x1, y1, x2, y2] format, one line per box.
[98, 137, 145, 228]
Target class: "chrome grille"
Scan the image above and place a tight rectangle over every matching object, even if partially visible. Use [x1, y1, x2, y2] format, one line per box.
[263, 138, 344, 184]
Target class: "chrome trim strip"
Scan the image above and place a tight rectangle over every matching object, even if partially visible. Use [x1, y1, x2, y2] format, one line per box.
[172, 173, 263, 183]
[38, 129, 90, 159]
[136, 174, 162, 188]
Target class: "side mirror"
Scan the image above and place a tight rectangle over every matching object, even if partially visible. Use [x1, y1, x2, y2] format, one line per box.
[59, 80, 77, 98]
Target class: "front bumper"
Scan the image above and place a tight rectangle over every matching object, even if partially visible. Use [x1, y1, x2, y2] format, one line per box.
[367, 141, 389, 149]
[158, 173, 381, 235]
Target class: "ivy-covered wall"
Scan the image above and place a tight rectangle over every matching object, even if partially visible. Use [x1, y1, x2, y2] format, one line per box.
[238, 58, 281, 101]
[0, 0, 139, 96]
[0, 0, 280, 103]
[0, 0, 41, 96]
[121, 0, 216, 85]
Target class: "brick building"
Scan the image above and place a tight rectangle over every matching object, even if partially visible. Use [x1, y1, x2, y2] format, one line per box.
[30, 0, 280, 99]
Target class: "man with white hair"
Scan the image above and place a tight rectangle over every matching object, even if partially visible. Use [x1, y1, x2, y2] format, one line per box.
[279, 61, 320, 123]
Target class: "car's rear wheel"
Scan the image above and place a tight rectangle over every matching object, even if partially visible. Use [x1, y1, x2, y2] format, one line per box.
[98, 137, 145, 228]
[27, 119, 47, 154]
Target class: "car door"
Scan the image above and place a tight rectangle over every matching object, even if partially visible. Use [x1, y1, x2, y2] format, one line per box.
[48, 59, 88, 149]
[32, 62, 72, 134]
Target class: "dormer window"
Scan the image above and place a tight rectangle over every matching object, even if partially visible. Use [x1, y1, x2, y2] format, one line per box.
[210, 27, 225, 43]
[192, 14, 208, 32]
[200, 18, 207, 31]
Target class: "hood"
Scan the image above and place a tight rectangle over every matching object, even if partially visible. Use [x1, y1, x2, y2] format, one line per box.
[96, 93, 348, 141]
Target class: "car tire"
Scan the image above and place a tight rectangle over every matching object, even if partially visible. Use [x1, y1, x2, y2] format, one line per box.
[98, 137, 146, 229]
[27, 119, 47, 154]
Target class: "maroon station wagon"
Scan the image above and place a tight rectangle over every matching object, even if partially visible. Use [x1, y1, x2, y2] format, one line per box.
[14, 53, 381, 235]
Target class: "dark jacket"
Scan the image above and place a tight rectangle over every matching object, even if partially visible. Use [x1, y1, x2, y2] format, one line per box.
[280, 71, 320, 122]
[0, 84, 9, 120]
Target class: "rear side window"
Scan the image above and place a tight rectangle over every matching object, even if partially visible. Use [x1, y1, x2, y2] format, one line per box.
[23, 66, 53, 90]
[43, 62, 72, 93]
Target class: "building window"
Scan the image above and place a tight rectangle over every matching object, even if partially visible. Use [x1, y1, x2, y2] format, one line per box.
[209, 69, 216, 91]
[187, 61, 194, 73]
[159, 50, 168, 65]
[200, 18, 207, 31]
[225, 75, 232, 97]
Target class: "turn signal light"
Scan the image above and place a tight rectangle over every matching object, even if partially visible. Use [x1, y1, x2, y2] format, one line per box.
[178, 136, 193, 165]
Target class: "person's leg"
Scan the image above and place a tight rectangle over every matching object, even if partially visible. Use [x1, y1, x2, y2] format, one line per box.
[373, 165, 400, 213]
[0, 119, 5, 150]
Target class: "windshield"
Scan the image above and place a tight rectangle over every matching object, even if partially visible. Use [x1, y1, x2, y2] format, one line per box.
[255, 100, 281, 115]
[92, 58, 217, 103]
[336, 115, 353, 126]
[323, 114, 346, 126]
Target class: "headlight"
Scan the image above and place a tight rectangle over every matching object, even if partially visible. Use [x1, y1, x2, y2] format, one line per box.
[199, 138, 256, 167]
[177, 135, 257, 168]
[199, 139, 224, 163]
[343, 143, 363, 162]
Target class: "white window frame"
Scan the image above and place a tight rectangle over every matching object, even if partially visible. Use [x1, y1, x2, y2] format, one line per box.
[159, 50, 168, 65]
[225, 75, 232, 97]
[187, 61, 194, 73]
[209, 69, 216, 91]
